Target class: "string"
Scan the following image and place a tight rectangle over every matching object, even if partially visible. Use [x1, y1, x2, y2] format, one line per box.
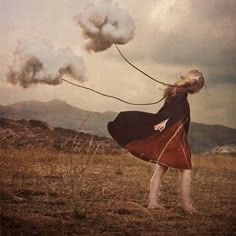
[114, 44, 175, 87]
[61, 45, 178, 105]
[62, 78, 166, 106]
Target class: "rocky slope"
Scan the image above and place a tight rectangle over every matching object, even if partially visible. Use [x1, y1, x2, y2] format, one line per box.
[0, 117, 123, 155]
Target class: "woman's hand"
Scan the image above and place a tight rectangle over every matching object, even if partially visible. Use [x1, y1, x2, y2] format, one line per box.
[153, 119, 169, 132]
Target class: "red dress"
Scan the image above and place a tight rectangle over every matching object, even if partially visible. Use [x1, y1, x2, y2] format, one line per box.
[107, 93, 192, 170]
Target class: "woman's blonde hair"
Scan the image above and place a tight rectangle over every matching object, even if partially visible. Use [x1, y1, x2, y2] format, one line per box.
[164, 70, 205, 97]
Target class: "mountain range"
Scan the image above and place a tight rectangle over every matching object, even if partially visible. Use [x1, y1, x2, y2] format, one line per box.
[0, 99, 235, 153]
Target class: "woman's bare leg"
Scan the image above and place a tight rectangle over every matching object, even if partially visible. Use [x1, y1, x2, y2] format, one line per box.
[180, 169, 198, 213]
[148, 164, 168, 209]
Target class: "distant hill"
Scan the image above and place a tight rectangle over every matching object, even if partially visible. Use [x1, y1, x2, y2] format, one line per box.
[0, 99, 235, 153]
[188, 123, 236, 153]
[0, 99, 117, 137]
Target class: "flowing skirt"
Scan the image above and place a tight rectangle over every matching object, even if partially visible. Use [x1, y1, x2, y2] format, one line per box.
[108, 111, 191, 170]
[125, 121, 191, 169]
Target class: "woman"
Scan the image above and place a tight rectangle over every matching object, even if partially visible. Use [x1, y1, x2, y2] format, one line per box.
[107, 70, 205, 213]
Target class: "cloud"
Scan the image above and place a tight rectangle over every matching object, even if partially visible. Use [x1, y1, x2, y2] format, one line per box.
[74, 0, 135, 52]
[147, 0, 236, 67]
[6, 38, 86, 88]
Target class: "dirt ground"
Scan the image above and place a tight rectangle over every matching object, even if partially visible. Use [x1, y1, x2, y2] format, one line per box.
[0, 148, 235, 235]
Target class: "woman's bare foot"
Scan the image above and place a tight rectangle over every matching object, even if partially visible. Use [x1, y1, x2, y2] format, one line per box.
[183, 204, 200, 214]
[148, 202, 165, 209]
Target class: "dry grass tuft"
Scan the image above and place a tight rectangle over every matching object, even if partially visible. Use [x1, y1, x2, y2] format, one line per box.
[0, 148, 235, 235]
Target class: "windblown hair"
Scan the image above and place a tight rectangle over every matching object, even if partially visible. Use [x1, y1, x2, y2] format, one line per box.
[164, 70, 205, 98]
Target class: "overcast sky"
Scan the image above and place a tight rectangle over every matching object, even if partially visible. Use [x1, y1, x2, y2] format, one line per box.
[0, 0, 235, 128]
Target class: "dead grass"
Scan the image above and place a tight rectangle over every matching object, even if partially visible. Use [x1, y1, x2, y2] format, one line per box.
[0, 148, 235, 235]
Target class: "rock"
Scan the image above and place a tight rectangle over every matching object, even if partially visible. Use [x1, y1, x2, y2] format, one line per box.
[209, 144, 236, 156]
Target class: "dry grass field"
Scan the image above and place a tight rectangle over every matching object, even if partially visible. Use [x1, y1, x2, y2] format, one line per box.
[0, 147, 235, 235]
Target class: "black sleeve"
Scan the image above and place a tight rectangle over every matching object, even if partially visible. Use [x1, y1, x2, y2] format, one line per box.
[155, 93, 190, 128]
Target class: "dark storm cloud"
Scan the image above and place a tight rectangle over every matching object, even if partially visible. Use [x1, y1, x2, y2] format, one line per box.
[143, 0, 236, 84]
[151, 1, 235, 64]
